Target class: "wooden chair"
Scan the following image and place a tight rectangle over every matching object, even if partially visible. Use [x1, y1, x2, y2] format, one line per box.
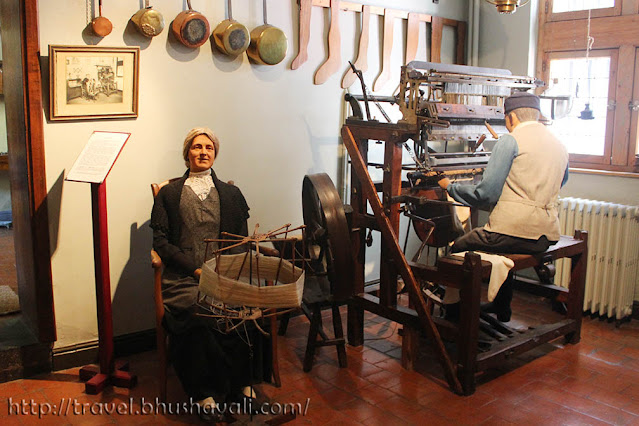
[150, 178, 281, 402]
[150, 178, 179, 402]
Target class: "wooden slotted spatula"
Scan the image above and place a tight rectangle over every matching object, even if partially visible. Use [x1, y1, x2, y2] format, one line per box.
[291, 0, 312, 70]
[373, 9, 395, 92]
[314, 0, 341, 85]
[341, 5, 370, 88]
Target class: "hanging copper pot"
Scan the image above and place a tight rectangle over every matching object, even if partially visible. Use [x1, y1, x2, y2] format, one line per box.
[131, 0, 165, 38]
[171, 0, 210, 48]
[212, 0, 250, 57]
[91, 0, 112, 37]
[247, 0, 287, 65]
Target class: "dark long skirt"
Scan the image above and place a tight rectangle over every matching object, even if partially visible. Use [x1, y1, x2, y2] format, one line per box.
[164, 307, 272, 401]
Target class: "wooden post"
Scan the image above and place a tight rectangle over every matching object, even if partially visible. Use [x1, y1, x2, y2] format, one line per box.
[566, 230, 588, 344]
[79, 181, 137, 394]
[347, 134, 367, 346]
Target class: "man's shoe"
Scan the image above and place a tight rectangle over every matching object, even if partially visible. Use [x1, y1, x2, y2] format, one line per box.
[481, 301, 511, 322]
[443, 302, 460, 321]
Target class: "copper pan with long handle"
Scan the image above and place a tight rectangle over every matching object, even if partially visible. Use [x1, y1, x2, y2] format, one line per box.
[172, 0, 210, 48]
[131, 0, 165, 38]
[212, 0, 250, 57]
[247, 0, 287, 65]
[92, 0, 112, 37]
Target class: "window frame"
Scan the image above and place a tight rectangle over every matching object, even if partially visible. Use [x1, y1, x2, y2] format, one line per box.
[536, 0, 639, 173]
[546, 0, 621, 22]
[540, 49, 617, 166]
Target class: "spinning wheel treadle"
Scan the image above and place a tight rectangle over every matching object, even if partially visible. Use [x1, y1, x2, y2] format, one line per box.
[302, 173, 354, 301]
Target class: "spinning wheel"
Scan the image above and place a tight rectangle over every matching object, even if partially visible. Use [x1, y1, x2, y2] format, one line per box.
[299, 174, 353, 371]
[302, 173, 354, 301]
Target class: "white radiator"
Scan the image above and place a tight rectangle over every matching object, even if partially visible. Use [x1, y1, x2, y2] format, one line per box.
[555, 197, 639, 320]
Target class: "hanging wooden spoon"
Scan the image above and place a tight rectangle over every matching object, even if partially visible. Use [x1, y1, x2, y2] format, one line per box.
[405, 12, 419, 65]
[314, 0, 341, 85]
[373, 9, 395, 92]
[92, 0, 112, 37]
[291, 0, 312, 70]
[341, 5, 370, 88]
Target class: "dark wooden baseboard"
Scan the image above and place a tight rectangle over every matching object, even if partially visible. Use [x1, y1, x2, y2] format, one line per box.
[52, 329, 156, 372]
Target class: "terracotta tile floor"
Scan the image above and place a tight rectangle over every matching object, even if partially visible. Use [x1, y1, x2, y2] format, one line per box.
[2, 299, 639, 425]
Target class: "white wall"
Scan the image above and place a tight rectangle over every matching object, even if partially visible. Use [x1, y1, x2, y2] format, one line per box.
[478, 0, 537, 76]
[39, 0, 468, 348]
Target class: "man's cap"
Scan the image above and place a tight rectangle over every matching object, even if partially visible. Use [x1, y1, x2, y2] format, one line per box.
[504, 92, 541, 114]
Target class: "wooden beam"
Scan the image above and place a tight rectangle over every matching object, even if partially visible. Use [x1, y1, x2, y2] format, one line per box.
[430, 16, 443, 63]
[629, 48, 639, 168]
[0, 0, 55, 342]
[612, 45, 635, 166]
[541, 14, 639, 51]
[456, 21, 467, 65]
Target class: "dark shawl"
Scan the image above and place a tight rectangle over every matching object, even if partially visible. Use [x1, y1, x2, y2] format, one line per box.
[150, 169, 250, 276]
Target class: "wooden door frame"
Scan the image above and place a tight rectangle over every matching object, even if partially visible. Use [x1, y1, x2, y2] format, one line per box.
[0, 0, 55, 343]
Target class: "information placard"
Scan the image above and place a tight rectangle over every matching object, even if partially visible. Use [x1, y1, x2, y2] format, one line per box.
[66, 131, 130, 183]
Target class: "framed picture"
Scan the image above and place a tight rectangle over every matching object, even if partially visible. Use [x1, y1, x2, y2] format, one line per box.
[49, 45, 139, 121]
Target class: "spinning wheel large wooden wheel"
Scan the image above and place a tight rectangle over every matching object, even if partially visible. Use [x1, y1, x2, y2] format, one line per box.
[302, 173, 354, 301]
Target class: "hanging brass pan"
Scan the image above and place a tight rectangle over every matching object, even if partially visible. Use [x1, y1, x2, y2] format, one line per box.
[247, 0, 287, 65]
[212, 0, 250, 56]
[131, 0, 165, 38]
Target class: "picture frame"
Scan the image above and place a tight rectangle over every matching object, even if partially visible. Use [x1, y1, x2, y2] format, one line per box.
[49, 45, 139, 121]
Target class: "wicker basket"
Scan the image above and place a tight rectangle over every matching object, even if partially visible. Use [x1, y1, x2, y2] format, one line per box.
[199, 252, 304, 309]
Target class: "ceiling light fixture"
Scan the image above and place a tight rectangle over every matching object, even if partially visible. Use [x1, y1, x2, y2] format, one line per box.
[485, 0, 530, 14]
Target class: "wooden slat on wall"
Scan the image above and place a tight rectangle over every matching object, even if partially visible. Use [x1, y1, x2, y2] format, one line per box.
[430, 16, 443, 63]
[311, 0, 466, 66]
[312, 0, 433, 22]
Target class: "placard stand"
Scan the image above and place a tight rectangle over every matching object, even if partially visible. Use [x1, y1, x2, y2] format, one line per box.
[78, 181, 137, 394]
[67, 131, 137, 394]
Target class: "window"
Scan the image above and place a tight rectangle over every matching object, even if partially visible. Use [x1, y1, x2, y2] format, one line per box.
[541, 52, 614, 160]
[546, 0, 621, 21]
[552, 0, 614, 14]
[537, 1, 639, 173]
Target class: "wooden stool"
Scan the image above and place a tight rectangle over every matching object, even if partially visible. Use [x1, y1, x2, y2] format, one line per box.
[279, 275, 348, 371]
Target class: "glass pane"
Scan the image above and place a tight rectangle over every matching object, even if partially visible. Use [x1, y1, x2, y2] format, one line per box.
[553, 0, 615, 13]
[541, 56, 611, 156]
